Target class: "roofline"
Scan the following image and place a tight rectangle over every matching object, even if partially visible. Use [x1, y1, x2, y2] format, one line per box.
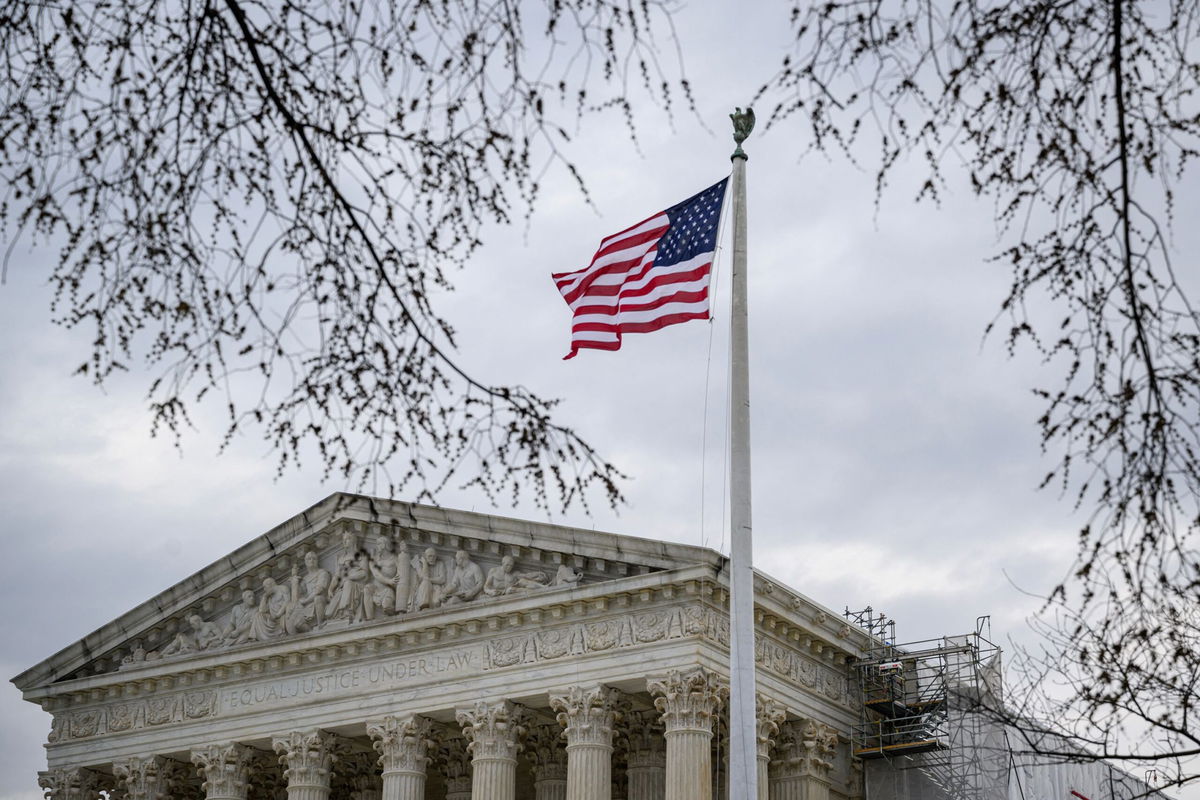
[11, 493, 729, 690]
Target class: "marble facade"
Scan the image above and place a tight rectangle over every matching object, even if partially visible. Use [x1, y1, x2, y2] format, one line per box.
[15, 494, 870, 800]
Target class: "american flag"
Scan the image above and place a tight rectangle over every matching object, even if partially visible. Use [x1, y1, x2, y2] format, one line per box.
[553, 178, 729, 359]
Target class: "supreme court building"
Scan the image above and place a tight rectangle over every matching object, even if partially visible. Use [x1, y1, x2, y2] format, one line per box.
[15, 493, 874, 800]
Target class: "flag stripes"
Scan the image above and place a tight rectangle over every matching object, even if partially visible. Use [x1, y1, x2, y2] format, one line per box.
[553, 179, 728, 359]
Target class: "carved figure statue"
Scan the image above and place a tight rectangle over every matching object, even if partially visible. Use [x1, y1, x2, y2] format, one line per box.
[188, 613, 223, 650]
[411, 548, 448, 611]
[161, 613, 223, 656]
[160, 626, 198, 657]
[392, 539, 413, 613]
[483, 555, 549, 597]
[442, 550, 485, 606]
[224, 590, 258, 646]
[249, 576, 292, 641]
[553, 564, 583, 587]
[365, 537, 400, 616]
[286, 551, 331, 634]
[327, 530, 371, 623]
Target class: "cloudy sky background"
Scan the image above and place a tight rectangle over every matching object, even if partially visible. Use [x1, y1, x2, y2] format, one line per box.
[2, 2, 1194, 798]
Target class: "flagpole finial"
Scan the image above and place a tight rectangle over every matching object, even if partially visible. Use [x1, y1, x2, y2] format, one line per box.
[730, 107, 755, 160]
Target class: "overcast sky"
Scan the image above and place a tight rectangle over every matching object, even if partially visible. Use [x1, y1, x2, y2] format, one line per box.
[2, 3, 1194, 799]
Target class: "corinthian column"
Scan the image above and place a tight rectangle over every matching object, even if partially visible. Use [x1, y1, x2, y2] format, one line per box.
[440, 739, 473, 800]
[113, 756, 190, 800]
[272, 731, 339, 800]
[192, 743, 258, 800]
[753, 700, 786, 800]
[647, 668, 726, 800]
[366, 715, 435, 800]
[624, 710, 665, 800]
[769, 720, 837, 800]
[525, 725, 568, 800]
[549, 685, 622, 800]
[455, 700, 529, 800]
[38, 767, 109, 800]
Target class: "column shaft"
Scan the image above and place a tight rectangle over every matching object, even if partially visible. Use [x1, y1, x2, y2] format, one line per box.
[566, 744, 610, 800]
[456, 701, 528, 800]
[551, 685, 621, 800]
[367, 714, 433, 800]
[469, 758, 516, 800]
[627, 763, 665, 800]
[648, 669, 725, 800]
[664, 730, 712, 800]
[379, 773, 423, 800]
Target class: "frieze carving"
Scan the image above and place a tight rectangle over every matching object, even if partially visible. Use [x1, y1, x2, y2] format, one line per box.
[647, 667, 726, 734]
[366, 714, 436, 775]
[109, 529, 592, 669]
[481, 604, 850, 707]
[191, 743, 259, 800]
[550, 685, 624, 748]
[456, 700, 530, 763]
[51, 689, 219, 742]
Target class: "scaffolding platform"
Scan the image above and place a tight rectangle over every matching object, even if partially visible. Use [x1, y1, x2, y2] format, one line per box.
[844, 609, 1002, 800]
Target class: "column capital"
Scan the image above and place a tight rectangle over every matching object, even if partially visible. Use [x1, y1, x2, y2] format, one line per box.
[113, 756, 190, 800]
[455, 700, 530, 763]
[366, 714, 435, 776]
[549, 685, 625, 747]
[191, 743, 259, 799]
[624, 708, 665, 768]
[773, 719, 838, 780]
[272, 730, 339, 790]
[647, 667, 726, 734]
[755, 698, 787, 759]
[524, 724, 567, 783]
[438, 738, 472, 800]
[38, 767, 110, 800]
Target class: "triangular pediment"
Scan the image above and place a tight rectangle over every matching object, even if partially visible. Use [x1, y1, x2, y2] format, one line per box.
[12, 494, 723, 692]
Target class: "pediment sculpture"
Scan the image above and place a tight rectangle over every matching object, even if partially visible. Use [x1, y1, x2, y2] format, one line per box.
[118, 527, 588, 668]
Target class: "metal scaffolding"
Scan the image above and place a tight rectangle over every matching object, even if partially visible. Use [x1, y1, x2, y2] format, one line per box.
[845, 610, 1004, 800]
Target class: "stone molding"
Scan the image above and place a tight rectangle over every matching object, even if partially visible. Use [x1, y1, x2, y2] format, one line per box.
[191, 743, 259, 799]
[112, 755, 190, 800]
[549, 685, 624, 748]
[365, 714, 435, 775]
[647, 668, 726, 735]
[271, 730, 339, 790]
[455, 700, 530, 763]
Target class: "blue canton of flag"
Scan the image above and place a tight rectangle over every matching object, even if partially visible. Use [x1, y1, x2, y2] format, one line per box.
[552, 177, 730, 359]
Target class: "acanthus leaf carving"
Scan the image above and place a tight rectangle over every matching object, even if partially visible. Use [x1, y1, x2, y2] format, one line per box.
[549, 685, 624, 747]
[455, 700, 530, 763]
[647, 667, 726, 734]
[191, 742, 259, 800]
[271, 730, 339, 790]
[365, 714, 436, 775]
[112, 755, 190, 800]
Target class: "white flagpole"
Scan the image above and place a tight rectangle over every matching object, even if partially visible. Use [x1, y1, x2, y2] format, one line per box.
[727, 107, 758, 800]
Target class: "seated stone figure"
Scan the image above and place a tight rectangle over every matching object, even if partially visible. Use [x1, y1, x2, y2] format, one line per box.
[441, 550, 484, 606]
[483, 555, 548, 597]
